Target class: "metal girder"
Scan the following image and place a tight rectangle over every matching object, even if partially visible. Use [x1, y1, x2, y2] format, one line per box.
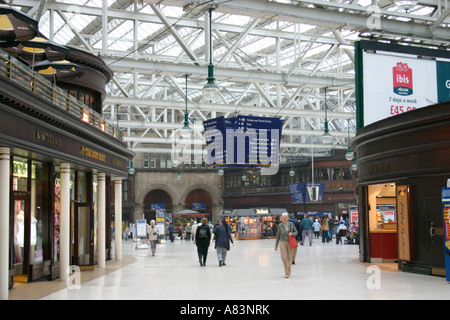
[103, 58, 354, 89]
[141, 0, 450, 42]
[105, 97, 355, 120]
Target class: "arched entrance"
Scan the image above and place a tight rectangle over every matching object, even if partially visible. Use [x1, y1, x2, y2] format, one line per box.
[143, 189, 173, 222]
[184, 189, 213, 221]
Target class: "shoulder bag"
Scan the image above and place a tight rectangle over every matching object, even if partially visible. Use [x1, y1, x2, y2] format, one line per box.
[288, 223, 298, 249]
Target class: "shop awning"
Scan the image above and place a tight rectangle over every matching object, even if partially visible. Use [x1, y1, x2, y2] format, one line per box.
[219, 208, 288, 217]
[174, 209, 209, 218]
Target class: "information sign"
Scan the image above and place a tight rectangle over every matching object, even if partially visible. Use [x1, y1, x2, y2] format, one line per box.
[290, 183, 324, 203]
[204, 115, 283, 175]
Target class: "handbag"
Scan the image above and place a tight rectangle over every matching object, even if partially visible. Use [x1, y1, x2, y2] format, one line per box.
[288, 223, 298, 249]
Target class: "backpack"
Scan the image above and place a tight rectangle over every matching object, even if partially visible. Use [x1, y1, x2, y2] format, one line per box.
[198, 226, 208, 239]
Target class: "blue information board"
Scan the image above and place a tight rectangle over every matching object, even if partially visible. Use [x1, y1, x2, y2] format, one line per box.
[192, 202, 206, 210]
[290, 183, 324, 203]
[151, 203, 165, 211]
[204, 115, 283, 170]
[442, 188, 450, 282]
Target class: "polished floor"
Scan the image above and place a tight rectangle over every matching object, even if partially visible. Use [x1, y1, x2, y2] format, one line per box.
[9, 236, 450, 300]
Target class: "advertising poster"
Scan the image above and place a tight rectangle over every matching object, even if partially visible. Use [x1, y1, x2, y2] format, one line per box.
[363, 52, 438, 126]
[442, 188, 450, 282]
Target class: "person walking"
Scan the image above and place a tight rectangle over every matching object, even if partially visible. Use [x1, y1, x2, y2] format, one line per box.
[275, 212, 298, 278]
[288, 214, 301, 264]
[312, 219, 321, 239]
[213, 219, 234, 267]
[320, 215, 330, 243]
[168, 222, 174, 242]
[185, 223, 192, 241]
[328, 214, 336, 241]
[146, 220, 159, 256]
[191, 221, 198, 242]
[195, 218, 211, 266]
[164, 222, 170, 240]
[300, 214, 314, 246]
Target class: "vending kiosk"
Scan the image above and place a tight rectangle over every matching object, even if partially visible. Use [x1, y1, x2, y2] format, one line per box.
[441, 188, 450, 282]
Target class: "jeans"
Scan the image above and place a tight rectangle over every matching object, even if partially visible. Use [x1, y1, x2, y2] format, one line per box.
[149, 240, 157, 255]
[322, 231, 330, 243]
[302, 230, 312, 245]
[216, 247, 228, 263]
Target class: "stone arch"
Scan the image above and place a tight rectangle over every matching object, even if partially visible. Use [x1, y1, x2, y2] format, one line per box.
[137, 183, 179, 208]
[179, 183, 219, 206]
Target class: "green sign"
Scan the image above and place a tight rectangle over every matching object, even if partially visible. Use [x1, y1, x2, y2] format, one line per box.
[437, 61, 450, 103]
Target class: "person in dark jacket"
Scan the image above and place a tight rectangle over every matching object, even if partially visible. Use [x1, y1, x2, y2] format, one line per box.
[195, 218, 211, 267]
[168, 222, 175, 242]
[301, 214, 314, 246]
[213, 219, 234, 266]
[288, 214, 301, 264]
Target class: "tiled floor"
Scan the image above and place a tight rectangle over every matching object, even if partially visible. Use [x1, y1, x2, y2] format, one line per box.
[9, 237, 450, 300]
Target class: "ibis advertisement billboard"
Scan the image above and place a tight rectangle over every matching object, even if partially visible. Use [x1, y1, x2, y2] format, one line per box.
[355, 41, 450, 129]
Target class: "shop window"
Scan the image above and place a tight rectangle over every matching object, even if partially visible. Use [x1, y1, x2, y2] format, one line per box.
[368, 184, 397, 231]
[30, 161, 46, 264]
[12, 157, 28, 191]
[122, 180, 128, 201]
[77, 171, 88, 202]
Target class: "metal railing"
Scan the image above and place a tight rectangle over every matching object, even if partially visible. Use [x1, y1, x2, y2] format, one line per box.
[0, 50, 123, 141]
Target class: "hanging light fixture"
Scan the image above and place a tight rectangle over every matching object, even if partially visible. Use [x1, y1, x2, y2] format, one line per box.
[202, 8, 220, 101]
[218, 168, 224, 176]
[289, 148, 295, 177]
[351, 157, 357, 171]
[322, 87, 333, 144]
[183, 74, 191, 130]
[345, 119, 354, 161]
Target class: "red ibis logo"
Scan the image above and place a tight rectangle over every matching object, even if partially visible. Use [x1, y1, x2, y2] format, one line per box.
[393, 62, 413, 96]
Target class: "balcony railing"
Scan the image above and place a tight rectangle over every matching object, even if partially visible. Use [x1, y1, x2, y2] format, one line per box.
[0, 50, 123, 141]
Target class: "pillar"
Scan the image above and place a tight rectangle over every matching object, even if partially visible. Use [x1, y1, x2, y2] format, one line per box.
[60, 163, 71, 282]
[98, 173, 106, 268]
[114, 177, 123, 261]
[0, 147, 10, 300]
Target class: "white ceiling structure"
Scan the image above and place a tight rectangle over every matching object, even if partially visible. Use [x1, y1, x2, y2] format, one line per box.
[10, 0, 450, 163]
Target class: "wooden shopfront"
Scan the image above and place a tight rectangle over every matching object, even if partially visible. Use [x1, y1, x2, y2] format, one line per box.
[0, 64, 132, 286]
[351, 101, 450, 276]
[219, 208, 288, 239]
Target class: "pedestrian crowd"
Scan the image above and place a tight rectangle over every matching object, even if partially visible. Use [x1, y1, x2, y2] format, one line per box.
[125, 213, 358, 279]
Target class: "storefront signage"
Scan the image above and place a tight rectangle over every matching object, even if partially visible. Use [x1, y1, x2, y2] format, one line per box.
[397, 185, 413, 261]
[255, 208, 270, 215]
[112, 158, 125, 169]
[80, 146, 106, 163]
[368, 162, 391, 175]
[35, 129, 62, 148]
